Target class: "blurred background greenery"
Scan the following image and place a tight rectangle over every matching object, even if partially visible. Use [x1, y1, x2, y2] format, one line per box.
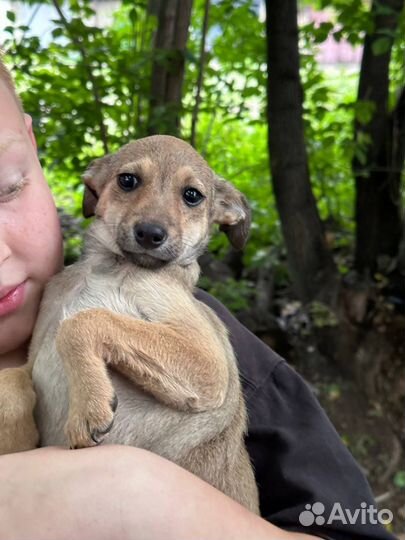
[1, 0, 405, 533]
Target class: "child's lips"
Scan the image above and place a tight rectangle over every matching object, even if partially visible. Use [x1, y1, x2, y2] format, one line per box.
[0, 281, 26, 317]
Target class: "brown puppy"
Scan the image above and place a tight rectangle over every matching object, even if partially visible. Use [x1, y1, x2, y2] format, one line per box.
[30, 135, 259, 513]
[0, 367, 38, 455]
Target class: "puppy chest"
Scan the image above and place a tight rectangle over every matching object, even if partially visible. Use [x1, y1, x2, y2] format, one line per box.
[69, 279, 146, 320]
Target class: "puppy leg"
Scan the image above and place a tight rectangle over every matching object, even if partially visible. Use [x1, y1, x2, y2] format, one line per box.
[56, 308, 230, 449]
[0, 367, 39, 455]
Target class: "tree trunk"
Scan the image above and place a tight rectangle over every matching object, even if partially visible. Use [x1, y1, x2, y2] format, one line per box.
[353, 0, 405, 275]
[190, 0, 210, 148]
[265, 0, 339, 305]
[377, 85, 405, 259]
[394, 86, 405, 273]
[148, 0, 193, 136]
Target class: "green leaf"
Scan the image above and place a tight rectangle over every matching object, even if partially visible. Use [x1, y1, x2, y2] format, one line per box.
[129, 7, 137, 25]
[6, 10, 16, 22]
[52, 27, 64, 38]
[354, 100, 376, 125]
[313, 22, 334, 44]
[372, 36, 391, 55]
[393, 470, 405, 489]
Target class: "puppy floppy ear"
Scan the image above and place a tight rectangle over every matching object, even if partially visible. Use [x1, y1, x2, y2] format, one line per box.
[82, 154, 114, 218]
[212, 176, 251, 250]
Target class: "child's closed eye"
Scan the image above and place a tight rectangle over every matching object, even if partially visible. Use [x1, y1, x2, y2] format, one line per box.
[0, 176, 29, 203]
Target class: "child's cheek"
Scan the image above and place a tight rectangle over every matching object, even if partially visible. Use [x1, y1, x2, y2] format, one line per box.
[21, 178, 64, 284]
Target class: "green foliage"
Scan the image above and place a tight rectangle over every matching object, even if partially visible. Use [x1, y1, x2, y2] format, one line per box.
[300, 20, 357, 228]
[389, 7, 405, 109]
[2, 0, 404, 306]
[3, 0, 158, 243]
[394, 470, 405, 489]
[315, 0, 372, 44]
[4, 0, 155, 173]
[198, 276, 253, 312]
[308, 301, 339, 327]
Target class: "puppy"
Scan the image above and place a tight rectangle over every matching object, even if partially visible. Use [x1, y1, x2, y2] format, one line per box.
[0, 367, 38, 455]
[30, 135, 259, 513]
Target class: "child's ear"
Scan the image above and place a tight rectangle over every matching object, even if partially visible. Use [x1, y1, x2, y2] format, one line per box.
[212, 176, 251, 250]
[82, 154, 114, 218]
[24, 114, 37, 152]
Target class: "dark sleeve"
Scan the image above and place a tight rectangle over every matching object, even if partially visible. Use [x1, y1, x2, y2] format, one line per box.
[194, 289, 397, 540]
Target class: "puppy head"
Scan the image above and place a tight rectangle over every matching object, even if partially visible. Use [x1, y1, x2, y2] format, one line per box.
[83, 135, 250, 268]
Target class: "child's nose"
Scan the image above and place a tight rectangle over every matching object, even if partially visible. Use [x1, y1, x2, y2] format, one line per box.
[0, 238, 11, 266]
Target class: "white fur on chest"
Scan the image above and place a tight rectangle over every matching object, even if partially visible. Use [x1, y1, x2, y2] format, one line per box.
[67, 275, 140, 321]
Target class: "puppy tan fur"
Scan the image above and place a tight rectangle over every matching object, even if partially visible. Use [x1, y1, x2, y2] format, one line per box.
[0, 366, 38, 455]
[30, 135, 259, 513]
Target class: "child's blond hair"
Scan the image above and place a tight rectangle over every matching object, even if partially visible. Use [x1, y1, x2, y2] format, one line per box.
[0, 52, 23, 112]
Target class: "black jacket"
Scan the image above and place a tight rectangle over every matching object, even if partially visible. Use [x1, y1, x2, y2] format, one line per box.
[196, 289, 397, 540]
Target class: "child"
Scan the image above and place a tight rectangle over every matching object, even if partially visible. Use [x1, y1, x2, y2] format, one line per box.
[0, 57, 396, 540]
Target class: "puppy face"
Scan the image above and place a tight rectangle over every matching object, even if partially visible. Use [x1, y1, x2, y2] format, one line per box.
[83, 135, 250, 269]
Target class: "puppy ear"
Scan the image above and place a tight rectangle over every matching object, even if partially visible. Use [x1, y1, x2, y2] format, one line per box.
[82, 154, 114, 218]
[212, 177, 251, 250]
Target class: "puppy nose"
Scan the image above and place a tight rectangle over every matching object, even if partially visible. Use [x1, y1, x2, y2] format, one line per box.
[134, 223, 167, 250]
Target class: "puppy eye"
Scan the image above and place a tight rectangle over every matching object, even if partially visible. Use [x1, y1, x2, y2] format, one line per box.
[183, 187, 204, 207]
[117, 173, 140, 192]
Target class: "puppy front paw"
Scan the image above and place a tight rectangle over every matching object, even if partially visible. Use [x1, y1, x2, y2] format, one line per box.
[65, 391, 118, 449]
[0, 368, 39, 455]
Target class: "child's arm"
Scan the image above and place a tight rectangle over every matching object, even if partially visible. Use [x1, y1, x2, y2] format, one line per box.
[0, 445, 320, 540]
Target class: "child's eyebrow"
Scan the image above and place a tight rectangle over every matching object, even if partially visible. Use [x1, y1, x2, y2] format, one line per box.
[0, 135, 25, 157]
